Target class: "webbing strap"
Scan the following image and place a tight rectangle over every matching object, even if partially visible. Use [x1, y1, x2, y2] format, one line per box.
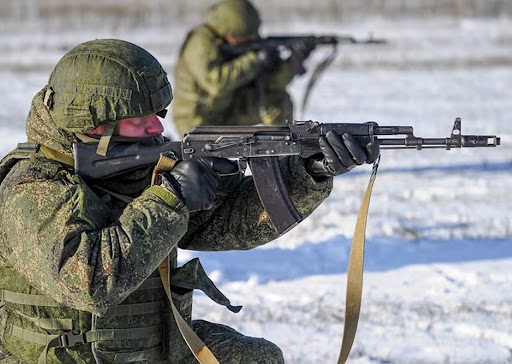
[14, 311, 72, 331]
[103, 300, 164, 317]
[138, 276, 164, 290]
[8, 323, 162, 347]
[85, 324, 162, 342]
[0, 289, 62, 307]
[159, 256, 220, 364]
[9, 324, 57, 346]
[6, 322, 163, 364]
[337, 156, 380, 364]
[37, 145, 75, 167]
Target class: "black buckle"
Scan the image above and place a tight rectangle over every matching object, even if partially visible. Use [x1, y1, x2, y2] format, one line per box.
[58, 331, 87, 347]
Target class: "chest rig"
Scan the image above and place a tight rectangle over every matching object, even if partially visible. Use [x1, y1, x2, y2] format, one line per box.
[0, 145, 239, 364]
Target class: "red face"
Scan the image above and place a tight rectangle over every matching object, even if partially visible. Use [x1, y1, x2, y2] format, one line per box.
[87, 114, 164, 137]
[225, 34, 258, 44]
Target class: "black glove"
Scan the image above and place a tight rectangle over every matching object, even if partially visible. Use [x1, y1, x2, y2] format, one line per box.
[257, 47, 281, 71]
[293, 38, 316, 61]
[212, 158, 242, 195]
[306, 131, 380, 178]
[158, 158, 236, 212]
[217, 166, 243, 196]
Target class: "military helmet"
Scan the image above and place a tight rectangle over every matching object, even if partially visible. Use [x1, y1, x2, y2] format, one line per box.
[46, 39, 173, 133]
[206, 0, 261, 38]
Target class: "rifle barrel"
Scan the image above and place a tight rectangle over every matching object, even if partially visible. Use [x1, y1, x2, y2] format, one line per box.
[378, 135, 500, 149]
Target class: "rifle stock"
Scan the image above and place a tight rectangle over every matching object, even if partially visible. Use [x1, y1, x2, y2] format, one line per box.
[74, 118, 500, 235]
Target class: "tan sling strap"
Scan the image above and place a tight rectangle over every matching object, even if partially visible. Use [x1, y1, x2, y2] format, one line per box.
[22, 138, 73, 167]
[150, 150, 179, 185]
[153, 152, 220, 364]
[152, 151, 380, 364]
[159, 256, 220, 364]
[337, 156, 380, 364]
[38, 144, 75, 167]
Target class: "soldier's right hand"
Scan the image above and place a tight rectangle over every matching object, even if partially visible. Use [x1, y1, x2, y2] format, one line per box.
[157, 158, 223, 212]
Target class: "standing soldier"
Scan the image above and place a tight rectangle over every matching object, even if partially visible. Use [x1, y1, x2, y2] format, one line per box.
[172, 0, 315, 136]
[0, 39, 378, 364]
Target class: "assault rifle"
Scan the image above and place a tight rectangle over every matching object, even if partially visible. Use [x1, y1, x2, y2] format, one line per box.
[219, 33, 387, 115]
[74, 118, 500, 235]
[218, 34, 386, 59]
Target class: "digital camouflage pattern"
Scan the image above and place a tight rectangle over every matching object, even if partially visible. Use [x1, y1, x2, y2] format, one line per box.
[0, 86, 333, 362]
[172, 1, 297, 136]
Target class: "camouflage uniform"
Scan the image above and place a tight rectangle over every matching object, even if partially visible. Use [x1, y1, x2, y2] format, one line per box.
[172, 0, 297, 136]
[0, 39, 333, 363]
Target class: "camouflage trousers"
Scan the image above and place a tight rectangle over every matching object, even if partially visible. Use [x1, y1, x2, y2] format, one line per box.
[0, 320, 284, 364]
[192, 320, 284, 364]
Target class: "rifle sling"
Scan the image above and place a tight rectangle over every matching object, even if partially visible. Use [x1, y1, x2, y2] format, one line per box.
[158, 160, 379, 364]
[159, 256, 220, 364]
[38, 144, 74, 167]
[300, 44, 338, 118]
[337, 156, 380, 364]
[153, 152, 379, 364]
[153, 153, 220, 364]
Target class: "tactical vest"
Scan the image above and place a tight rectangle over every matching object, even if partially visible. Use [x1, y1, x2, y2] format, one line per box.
[0, 146, 237, 364]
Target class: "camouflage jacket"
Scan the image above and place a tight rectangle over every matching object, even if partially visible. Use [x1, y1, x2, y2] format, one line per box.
[0, 89, 333, 363]
[172, 24, 297, 136]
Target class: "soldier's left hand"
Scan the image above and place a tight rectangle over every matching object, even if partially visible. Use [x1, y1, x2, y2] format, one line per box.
[305, 131, 380, 178]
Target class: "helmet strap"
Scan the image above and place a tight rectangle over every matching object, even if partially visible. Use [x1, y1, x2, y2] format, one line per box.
[96, 121, 118, 156]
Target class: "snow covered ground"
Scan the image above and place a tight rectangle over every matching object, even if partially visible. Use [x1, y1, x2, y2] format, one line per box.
[1, 15, 511, 364]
